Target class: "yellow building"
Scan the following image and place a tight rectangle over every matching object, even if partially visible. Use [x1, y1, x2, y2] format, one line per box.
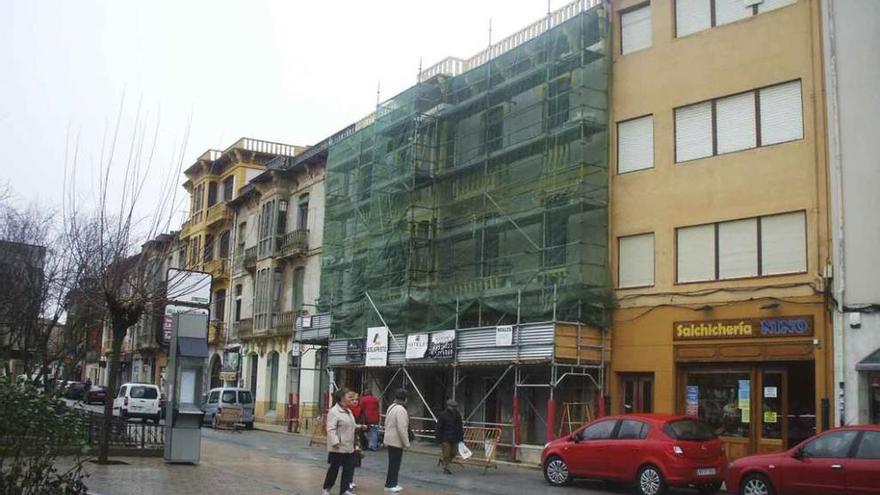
[180, 138, 304, 389]
[608, 0, 831, 459]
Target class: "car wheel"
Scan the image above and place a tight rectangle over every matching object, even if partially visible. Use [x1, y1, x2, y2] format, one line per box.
[741, 473, 774, 495]
[543, 456, 571, 486]
[698, 481, 723, 494]
[636, 465, 666, 495]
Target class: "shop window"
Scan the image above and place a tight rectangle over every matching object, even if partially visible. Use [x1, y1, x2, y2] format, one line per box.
[686, 371, 751, 438]
[617, 115, 654, 174]
[621, 4, 652, 55]
[802, 430, 859, 458]
[618, 233, 654, 288]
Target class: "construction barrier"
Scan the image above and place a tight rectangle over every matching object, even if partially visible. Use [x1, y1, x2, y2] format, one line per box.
[448, 426, 502, 474]
[213, 405, 243, 431]
[308, 414, 327, 446]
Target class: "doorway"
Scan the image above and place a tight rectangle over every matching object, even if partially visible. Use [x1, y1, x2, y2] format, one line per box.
[249, 353, 259, 396]
[620, 373, 654, 414]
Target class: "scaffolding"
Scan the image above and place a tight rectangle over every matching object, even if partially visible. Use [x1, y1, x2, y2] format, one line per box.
[321, 2, 611, 338]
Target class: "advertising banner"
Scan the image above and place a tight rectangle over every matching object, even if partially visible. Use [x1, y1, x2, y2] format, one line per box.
[428, 330, 455, 361]
[406, 333, 429, 360]
[495, 325, 513, 346]
[365, 326, 389, 367]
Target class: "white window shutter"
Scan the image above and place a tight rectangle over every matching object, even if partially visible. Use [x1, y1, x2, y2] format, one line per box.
[716, 92, 757, 154]
[618, 116, 654, 174]
[758, 0, 797, 14]
[677, 224, 716, 282]
[760, 81, 803, 146]
[715, 0, 753, 26]
[622, 5, 652, 54]
[675, 0, 711, 37]
[761, 211, 806, 275]
[675, 102, 713, 162]
[619, 233, 655, 288]
[718, 218, 758, 279]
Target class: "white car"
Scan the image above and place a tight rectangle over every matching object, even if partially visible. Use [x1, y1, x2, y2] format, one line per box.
[113, 383, 161, 423]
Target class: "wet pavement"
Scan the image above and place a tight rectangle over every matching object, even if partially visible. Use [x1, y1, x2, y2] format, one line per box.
[81, 428, 706, 495]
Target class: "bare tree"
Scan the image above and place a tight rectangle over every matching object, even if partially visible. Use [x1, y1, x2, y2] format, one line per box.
[61, 97, 191, 463]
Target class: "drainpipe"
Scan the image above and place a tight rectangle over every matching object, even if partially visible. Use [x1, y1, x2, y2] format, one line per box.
[821, 0, 847, 426]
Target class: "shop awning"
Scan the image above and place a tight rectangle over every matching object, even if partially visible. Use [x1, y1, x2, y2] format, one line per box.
[856, 348, 880, 371]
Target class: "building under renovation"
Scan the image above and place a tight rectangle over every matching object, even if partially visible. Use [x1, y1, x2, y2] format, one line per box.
[307, 0, 612, 459]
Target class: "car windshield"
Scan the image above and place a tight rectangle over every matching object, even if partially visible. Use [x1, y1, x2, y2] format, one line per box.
[238, 391, 253, 404]
[221, 391, 236, 403]
[666, 419, 717, 441]
[130, 386, 158, 399]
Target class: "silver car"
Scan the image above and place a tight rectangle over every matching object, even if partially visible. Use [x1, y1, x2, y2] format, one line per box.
[201, 387, 255, 429]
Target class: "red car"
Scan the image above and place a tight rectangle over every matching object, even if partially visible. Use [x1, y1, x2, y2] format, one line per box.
[725, 425, 880, 495]
[542, 414, 726, 495]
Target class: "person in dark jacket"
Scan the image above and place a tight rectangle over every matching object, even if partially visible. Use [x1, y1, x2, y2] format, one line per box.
[434, 399, 464, 474]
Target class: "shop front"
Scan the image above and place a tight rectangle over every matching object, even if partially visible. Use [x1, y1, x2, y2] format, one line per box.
[674, 315, 821, 460]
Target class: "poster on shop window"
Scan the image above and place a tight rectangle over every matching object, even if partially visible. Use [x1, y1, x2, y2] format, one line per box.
[365, 326, 389, 367]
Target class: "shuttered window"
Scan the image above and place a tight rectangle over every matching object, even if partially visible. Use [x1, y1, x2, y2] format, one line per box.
[675, 0, 798, 38]
[675, 80, 802, 163]
[677, 224, 716, 283]
[618, 115, 654, 174]
[715, 0, 753, 26]
[677, 211, 806, 283]
[759, 81, 803, 146]
[621, 5, 652, 55]
[719, 218, 758, 279]
[675, 0, 711, 37]
[716, 92, 757, 154]
[675, 102, 713, 162]
[761, 211, 806, 275]
[619, 233, 655, 288]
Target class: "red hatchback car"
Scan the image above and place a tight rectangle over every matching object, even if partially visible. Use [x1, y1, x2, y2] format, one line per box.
[725, 425, 880, 495]
[542, 414, 726, 495]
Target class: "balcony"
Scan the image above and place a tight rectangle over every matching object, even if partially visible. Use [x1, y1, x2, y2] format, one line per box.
[234, 318, 254, 340]
[204, 203, 231, 228]
[179, 218, 194, 239]
[278, 230, 309, 259]
[269, 311, 296, 337]
[243, 246, 257, 272]
[203, 258, 229, 281]
[208, 321, 225, 345]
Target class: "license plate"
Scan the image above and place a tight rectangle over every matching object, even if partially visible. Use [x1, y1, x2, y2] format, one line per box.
[696, 468, 716, 476]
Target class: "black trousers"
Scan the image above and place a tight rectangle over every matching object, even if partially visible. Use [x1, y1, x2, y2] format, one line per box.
[385, 446, 404, 488]
[323, 452, 356, 495]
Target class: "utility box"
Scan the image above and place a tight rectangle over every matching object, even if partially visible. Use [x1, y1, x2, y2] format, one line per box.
[164, 312, 209, 463]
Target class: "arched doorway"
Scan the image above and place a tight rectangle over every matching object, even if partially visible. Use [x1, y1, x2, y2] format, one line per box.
[209, 354, 222, 389]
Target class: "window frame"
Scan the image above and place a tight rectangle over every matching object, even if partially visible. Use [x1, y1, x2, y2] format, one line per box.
[617, 232, 656, 289]
[620, 2, 653, 56]
[616, 114, 655, 175]
[580, 419, 620, 441]
[673, 0, 798, 39]
[616, 419, 650, 440]
[674, 80, 803, 165]
[675, 210, 807, 285]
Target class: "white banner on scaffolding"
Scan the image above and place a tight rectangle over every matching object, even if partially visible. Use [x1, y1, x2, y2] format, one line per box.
[495, 325, 513, 346]
[365, 326, 389, 367]
[406, 333, 429, 360]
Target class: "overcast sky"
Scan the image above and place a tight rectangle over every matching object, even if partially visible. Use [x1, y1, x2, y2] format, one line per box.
[0, 0, 558, 226]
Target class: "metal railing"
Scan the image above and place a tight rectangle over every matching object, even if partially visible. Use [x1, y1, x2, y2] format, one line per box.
[205, 203, 230, 226]
[74, 411, 165, 450]
[243, 246, 257, 271]
[271, 311, 296, 335]
[279, 229, 309, 258]
[235, 318, 254, 340]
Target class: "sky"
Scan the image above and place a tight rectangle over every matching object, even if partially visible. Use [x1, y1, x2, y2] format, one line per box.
[0, 0, 560, 227]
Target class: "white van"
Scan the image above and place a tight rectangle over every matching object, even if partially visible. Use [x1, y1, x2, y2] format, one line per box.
[201, 387, 255, 429]
[113, 383, 161, 423]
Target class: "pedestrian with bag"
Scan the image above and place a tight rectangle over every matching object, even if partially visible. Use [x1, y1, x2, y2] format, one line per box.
[435, 399, 464, 475]
[359, 390, 381, 451]
[322, 388, 359, 495]
[383, 388, 411, 493]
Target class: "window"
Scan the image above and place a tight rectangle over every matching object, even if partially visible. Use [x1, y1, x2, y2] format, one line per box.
[675, 0, 797, 37]
[855, 431, 880, 459]
[676, 211, 806, 282]
[214, 289, 226, 321]
[258, 201, 275, 257]
[254, 269, 271, 329]
[802, 430, 859, 458]
[276, 200, 288, 235]
[665, 419, 717, 441]
[218, 230, 230, 259]
[238, 391, 253, 404]
[208, 391, 219, 404]
[222, 176, 234, 201]
[117, 385, 127, 398]
[203, 234, 214, 262]
[189, 236, 201, 267]
[617, 115, 654, 173]
[293, 267, 305, 312]
[272, 268, 282, 312]
[618, 233, 654, 288]
[237, 222, 246, 255]
[581, 419, 618, 440]
[675, 81, 802, 162]
[297, 194, 309, 230]
[192, 184, 204, 214]
[130, 386, 158, 399]
[621, 4, 652, 55]
[234, 284, 243, 322]
[686, 371, 750, 438]
[266, 351, 279, 411]
[221, 390, 236, 404]
[207, 181, 218, 207]
[617, 420, 649, 440]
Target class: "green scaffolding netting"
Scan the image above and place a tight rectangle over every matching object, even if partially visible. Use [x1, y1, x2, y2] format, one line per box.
[320, 7, 612, 339]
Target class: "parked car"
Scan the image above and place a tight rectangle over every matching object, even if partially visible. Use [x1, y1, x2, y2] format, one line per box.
[201, 387, 255, 430]
[86, 385, 107, 405]
[112, 383, 161, 423]
[65, 381, 87, 401]
[542, 414, 726, 495]
[725, 425, 880, 495]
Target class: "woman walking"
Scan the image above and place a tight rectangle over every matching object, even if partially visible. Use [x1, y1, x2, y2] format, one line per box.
[383, 388, 411, 493]
[322, 388, 359, 495]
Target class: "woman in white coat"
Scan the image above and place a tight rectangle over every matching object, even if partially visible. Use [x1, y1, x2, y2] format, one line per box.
[322, 388, 359, 495]
[383, 388, 410, 493]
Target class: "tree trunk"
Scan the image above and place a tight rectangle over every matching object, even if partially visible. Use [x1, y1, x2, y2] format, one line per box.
[98, 330, 125, 463]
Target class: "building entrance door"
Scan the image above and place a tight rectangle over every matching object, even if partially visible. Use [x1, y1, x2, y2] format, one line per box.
[621, 373, 654, 414]
[757, 369, 787, 454]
